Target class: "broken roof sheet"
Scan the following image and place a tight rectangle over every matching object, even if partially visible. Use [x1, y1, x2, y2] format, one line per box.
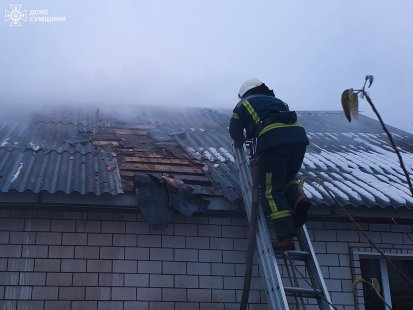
[0, 106, 412, 210]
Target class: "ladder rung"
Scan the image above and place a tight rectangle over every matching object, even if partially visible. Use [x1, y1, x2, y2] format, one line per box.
[284, 286, 323, 298]
[277, 250, 311, 261]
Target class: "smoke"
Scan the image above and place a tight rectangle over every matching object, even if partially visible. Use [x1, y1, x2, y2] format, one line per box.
[0, 0, 412, 132]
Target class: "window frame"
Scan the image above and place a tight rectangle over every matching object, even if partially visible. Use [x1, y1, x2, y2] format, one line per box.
[351, 247, 413, 310]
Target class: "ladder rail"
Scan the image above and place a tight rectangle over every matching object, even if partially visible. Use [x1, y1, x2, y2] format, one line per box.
[297, 226, 334, 310]
[235, 145, 290, 310]
[240, 156, 260, 309]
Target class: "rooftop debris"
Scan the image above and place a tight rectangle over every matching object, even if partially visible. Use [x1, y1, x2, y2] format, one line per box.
[92, 124, 221, 197]
[134, 173, 210, 229]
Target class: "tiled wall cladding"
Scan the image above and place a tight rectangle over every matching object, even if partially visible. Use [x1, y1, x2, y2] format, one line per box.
[0, 207, 412, 310]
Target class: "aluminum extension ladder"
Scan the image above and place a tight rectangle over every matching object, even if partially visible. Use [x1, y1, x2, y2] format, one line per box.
[234, 144, 334, 310]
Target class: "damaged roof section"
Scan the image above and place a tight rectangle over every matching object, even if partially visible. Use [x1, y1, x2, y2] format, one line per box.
[98, 105, 240, 202]
[91, 125, 221, 197]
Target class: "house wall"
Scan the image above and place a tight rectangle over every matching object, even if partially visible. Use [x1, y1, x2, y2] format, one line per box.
[0, 207, 265, 310]
[0, 206, 412, 310]
[305, 221, 413, 310]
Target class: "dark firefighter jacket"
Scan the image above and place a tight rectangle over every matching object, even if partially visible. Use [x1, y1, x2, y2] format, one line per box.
[229, 87, 309, 154]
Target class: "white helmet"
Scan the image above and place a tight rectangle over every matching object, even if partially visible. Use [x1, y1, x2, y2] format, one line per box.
[238, 78, 263, 99]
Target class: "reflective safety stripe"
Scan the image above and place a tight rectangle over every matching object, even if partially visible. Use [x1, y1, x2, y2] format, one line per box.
[232, 112, 240, 120]
[265, 173, 278, 213]
[286, 179, 299, 190]
[242, 100, 260, 124]
[259, 122, 301, 137]
[270, 210, 291, 220]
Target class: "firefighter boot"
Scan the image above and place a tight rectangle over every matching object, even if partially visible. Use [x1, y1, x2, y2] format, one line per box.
[292, 194, 311, 228]
[272, 236, 296, 252]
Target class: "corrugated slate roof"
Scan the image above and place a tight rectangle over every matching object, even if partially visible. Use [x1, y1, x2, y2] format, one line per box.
[0, 111, 122, 196]
[0, 148, 122, 195]
[0, 106, 412, 209]
[157, 109, 413, 209]
[0, 116, 97, 155]
[299, 112, 413, 208]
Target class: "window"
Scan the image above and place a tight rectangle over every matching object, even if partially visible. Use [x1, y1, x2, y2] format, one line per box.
[360, 259, 384, 310]
[360, 256, 413, 310]
[387, 260, 413, 309]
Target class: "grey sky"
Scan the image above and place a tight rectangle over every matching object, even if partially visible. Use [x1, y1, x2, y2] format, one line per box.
[1, 1, 412, 132]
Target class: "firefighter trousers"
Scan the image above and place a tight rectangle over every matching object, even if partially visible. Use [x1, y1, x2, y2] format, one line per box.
[258, 143, 307, 239]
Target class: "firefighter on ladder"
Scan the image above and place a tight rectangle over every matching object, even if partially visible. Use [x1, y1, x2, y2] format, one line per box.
[230, 78, 311, 251]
